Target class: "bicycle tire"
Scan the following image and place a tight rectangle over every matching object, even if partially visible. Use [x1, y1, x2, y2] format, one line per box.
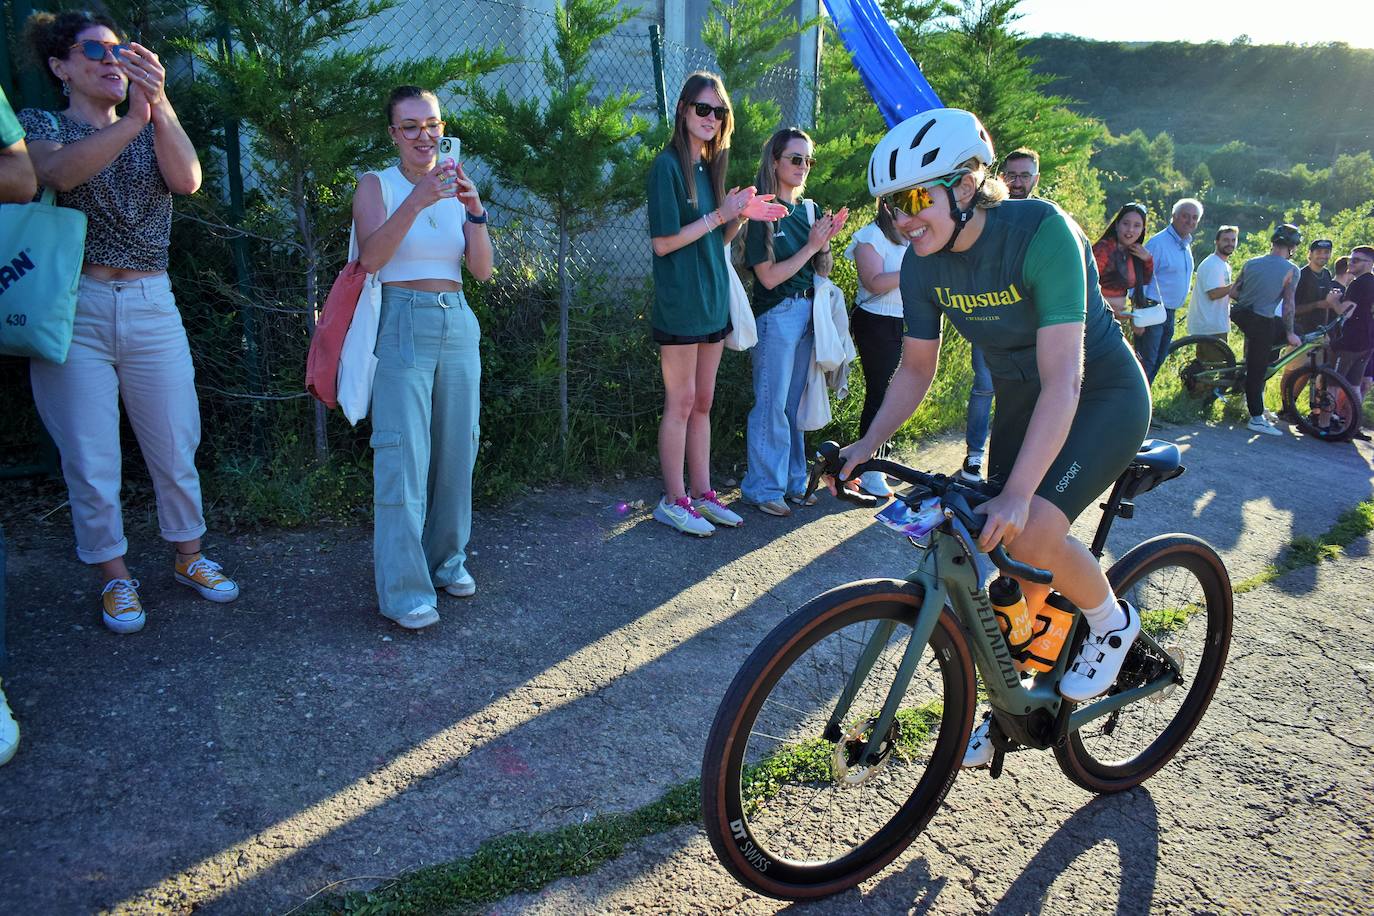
[1054, 535, 1232, 794]
[1282, 365, 1361, 442]
[701, 579, 975, 899]
[1167, 336, 1236, 400]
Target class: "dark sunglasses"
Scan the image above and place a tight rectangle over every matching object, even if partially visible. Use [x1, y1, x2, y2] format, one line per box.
[70, 39, 131, 62]
[691, 101, 729, 121]
[781, 154, 816, 169]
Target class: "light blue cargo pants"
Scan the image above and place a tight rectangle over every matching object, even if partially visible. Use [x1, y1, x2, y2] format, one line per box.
[370, 287, 481, 620]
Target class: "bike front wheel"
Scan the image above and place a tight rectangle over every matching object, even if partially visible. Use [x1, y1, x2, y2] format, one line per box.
[1055, 535, 1232, 793]
[701, 579, 975, 899]
[1282, 365, 1361, 442]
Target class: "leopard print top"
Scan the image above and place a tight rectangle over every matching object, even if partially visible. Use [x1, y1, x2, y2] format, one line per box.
[18, 108, 172, 271]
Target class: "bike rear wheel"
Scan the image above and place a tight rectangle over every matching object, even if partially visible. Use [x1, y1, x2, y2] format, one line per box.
[1055, 535, 1232, 793]
[701, 579, 974, 899]
[1282, 365, 1361, 442]
[1167, 336, 1236, 400]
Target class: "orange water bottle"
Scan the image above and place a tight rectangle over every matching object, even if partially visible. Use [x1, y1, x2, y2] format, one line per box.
[1019, 592, 1076, 673]
[989, 576, 1034, 656]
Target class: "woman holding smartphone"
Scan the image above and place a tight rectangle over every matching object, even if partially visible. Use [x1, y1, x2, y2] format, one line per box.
[353, 85, 492, 629]
[647, 72, 785, 537]
[21, 11, 236, 634]
[740, 127, 848, 517]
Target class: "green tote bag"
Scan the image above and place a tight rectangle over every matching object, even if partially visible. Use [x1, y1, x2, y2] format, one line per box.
[0, 186, 88, 363]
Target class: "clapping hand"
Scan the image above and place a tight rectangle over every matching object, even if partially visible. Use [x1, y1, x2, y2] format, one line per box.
[119, 43, 166, 107]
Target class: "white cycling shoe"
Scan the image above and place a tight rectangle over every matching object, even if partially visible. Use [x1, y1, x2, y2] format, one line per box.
[962, 716, 993, 768]
[1059, 600, 1142, 702]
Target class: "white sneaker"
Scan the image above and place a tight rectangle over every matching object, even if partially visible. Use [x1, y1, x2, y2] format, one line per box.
[962, 715, 993, 768]
[653, 496, 715, 537]
[692, 490, 743, 528]
[394, 605, 440, 629]
[1246, 415, 1283, 437]
[443, 571, 476, 598]
[1059, 601, 1142, 702]
[858, 470, 893, 498]
[0, 679, 18, 767]
[958, 453, 984, 483]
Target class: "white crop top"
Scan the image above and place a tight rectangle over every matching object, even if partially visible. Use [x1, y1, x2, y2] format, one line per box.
[372, 166, 466, 284]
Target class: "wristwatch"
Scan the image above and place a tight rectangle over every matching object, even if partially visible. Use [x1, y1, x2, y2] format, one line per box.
[467, 209, 489, 224]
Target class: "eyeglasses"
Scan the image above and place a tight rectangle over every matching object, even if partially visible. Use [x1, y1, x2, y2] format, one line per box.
[782, 154, 816, 169]
[882, 173, 966, 218]
[691, 102, 729, 121]
[392, 120, 445, 140]
[70, 39, 130, 62]
[1002, 171, 1037, 181]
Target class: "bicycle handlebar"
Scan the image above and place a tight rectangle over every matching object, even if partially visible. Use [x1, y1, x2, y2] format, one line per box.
[809, 441, 1054, 586]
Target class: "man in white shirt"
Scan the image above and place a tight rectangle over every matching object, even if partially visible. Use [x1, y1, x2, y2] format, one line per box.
[1186, 225, 1238, 338]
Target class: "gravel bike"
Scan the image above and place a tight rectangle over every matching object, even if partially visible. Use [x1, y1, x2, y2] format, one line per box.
[1167, 312, 1361, 442]
[701, 440, 1232, 900]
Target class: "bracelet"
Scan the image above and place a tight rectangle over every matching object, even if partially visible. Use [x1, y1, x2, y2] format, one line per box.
[467, 209, 489, 224]
[703, 210, 719, 231]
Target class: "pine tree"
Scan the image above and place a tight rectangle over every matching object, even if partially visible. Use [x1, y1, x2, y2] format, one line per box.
[461, 0, 651, 446]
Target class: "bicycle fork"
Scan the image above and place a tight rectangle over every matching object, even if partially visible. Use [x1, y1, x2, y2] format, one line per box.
[821, 575, 948, 767]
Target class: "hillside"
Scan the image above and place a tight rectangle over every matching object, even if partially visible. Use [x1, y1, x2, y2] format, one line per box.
[1026, 36, 1374, 167]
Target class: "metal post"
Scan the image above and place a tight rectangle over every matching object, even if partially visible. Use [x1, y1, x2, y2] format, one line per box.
[216, 19, 266, 458]
[649, 24, 668, 127]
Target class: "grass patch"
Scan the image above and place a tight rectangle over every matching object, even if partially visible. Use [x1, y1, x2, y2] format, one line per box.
[1233, 499, 1374, 594]
[305, 500, 1374, 914]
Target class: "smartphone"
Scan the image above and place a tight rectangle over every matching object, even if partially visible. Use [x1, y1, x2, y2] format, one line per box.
[436, 136, 461, 173]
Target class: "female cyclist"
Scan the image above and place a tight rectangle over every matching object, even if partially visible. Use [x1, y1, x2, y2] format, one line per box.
[832, 109, 1153, 766]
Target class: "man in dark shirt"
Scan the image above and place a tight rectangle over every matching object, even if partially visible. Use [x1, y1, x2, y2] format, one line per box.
[1332, 245, 1374, 440]
[1294, 239, 1343, 335]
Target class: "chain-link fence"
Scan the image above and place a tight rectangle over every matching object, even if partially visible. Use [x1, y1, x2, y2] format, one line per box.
[1, 0, 816, 507]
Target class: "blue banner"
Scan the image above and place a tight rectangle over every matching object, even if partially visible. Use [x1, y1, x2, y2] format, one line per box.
[822, 0, 943, 127]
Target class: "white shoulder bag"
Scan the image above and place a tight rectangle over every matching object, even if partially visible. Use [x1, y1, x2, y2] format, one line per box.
[337, 172, 390, 425]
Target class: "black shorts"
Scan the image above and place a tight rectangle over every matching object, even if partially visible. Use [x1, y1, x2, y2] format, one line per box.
[988, 339, 1153, 522]
[653, 321, 732, 345]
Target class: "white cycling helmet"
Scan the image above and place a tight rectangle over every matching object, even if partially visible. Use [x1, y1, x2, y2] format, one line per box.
[867, 108, 995, 198]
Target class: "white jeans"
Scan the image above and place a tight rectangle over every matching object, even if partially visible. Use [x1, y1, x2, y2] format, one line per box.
[29, 273, 206, 565]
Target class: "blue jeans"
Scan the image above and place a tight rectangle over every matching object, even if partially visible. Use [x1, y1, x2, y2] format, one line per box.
[1135, 321, 1167, 383]
[370, 288, 481, 619]
[742, 296, 814, 504]
[966, 345, 993, 456]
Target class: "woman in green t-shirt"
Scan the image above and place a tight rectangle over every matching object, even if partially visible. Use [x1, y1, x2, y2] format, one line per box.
[834, 109, 1152, 765]
[646, 72, 785, 537]
[739, 128, 848, 517]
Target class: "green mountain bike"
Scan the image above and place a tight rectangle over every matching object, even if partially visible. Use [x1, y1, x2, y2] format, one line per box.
[701, 440, 1232, 900]
[1167, 313, 1361, 442]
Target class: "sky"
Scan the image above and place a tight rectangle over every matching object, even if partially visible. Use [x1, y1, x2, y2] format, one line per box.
[1014, 0, 1374, 49]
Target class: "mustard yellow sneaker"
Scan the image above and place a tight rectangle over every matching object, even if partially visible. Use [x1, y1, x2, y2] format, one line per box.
[101, 578, 145, 634]
[174, 553, 240, 603]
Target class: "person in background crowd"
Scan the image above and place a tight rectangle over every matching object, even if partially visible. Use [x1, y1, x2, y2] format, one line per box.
[843, 200, 909, 497]
[1280, 239, 1344, 415]
[21, 10, 237, 636]
[647, 72, 785, 537]
[1000, 147, 1040, 200]
[1142, 198, 1202, 382]
[1185, 225, 1238, 339]
[353, 85, 492, 628]
[1330, 246, 1374, 441]
[740, 127, 848, 517]
[0, 83, 37, 767]
[1092, 203, 1156, 353]
[1230, 224, 1303, 437]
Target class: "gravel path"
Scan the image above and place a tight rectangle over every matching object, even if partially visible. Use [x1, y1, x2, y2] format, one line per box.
[0, 421, 1370, 914]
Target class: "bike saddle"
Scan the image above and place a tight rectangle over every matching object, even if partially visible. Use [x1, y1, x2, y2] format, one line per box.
[1121, 438, 1185, 498]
